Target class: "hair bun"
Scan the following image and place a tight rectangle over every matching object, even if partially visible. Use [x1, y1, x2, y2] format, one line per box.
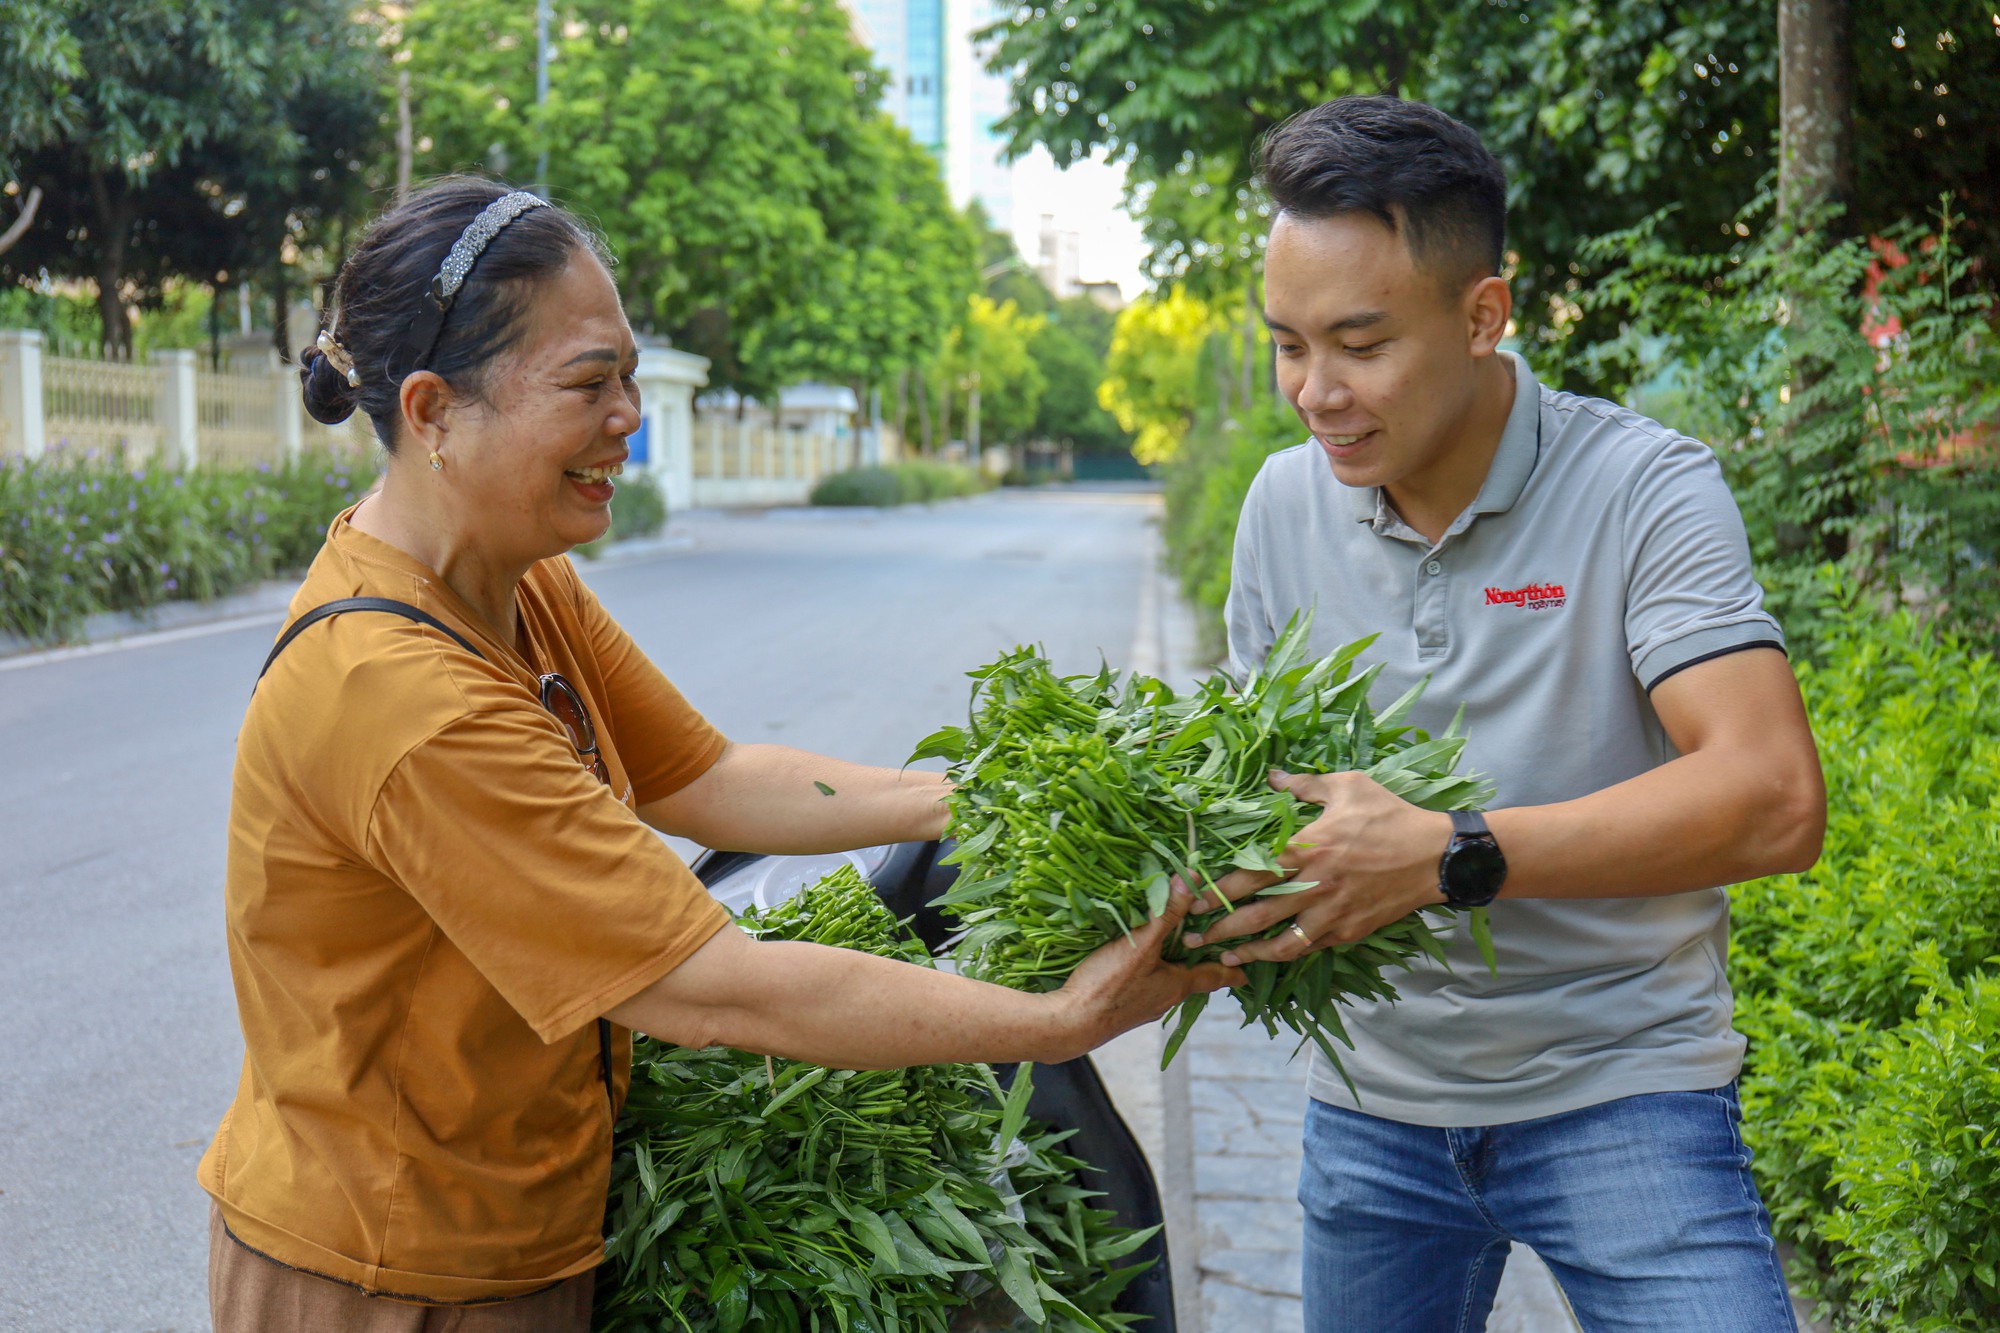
[299, 346, 359, 425]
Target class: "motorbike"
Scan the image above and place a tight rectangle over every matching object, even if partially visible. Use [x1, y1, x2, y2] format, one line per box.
[691, 838, 1179, 1330]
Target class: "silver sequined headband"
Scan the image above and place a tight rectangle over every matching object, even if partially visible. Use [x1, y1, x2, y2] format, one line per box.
[396, 190, 550, 371]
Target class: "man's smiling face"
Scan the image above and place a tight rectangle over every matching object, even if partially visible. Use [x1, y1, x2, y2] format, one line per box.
[1263, 209, 1507, 500]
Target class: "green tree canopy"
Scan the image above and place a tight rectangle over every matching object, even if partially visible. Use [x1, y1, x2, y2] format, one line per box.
[398, 0, 975, 404]
[1099, 287, 1223, 465]
[932, 293, 1045, 448]
[0, 0, 383, 353]
[987, 1, 1999, 359]
[1031, 296, 1129, 453]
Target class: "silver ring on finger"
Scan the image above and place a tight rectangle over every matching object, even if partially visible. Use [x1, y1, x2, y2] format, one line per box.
[1287, 922, 1313, 948]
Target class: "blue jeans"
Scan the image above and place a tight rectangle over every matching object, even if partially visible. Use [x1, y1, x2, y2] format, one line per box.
[1298, 1084, 1797, 1333]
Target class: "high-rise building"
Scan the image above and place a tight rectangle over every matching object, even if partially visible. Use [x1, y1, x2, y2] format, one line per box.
[944, 0, 1014, 234]
[847, 0, 1015, 242]
[849, 0, 947, 156]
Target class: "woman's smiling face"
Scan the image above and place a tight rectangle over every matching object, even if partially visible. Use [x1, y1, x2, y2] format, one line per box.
[434, 252, 642, 564]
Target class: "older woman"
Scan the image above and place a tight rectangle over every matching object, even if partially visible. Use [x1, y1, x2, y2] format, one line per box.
[199, 177, 1233, 1331]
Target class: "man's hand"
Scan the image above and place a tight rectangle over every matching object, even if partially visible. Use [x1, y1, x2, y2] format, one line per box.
[1183, 769, 1451, 966]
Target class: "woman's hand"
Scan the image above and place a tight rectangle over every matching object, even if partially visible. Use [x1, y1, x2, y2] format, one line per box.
[1049, 886, 1247, 1058]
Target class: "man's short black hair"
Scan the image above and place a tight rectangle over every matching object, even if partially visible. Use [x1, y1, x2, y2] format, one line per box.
[1260, 96, 1508, 290]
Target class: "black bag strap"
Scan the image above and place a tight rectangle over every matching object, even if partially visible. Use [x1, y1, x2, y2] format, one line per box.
[255, 597, 484, 689]
[252, 595, 619, 1114]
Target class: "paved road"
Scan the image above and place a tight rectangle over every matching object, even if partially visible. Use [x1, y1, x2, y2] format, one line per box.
[0, 491, 1160, 1332]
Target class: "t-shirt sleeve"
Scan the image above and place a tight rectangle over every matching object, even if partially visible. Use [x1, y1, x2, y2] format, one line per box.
[365, 706, 731, 1043]
[1623, 434, 1786, 691]
[1225, 465, 1281, 682]
[568, 567, 729, 807]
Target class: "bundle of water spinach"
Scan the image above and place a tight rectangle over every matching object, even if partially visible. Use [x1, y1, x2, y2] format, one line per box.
[597, 864, 1158, 1333]
[913, 615, 1496, 1075]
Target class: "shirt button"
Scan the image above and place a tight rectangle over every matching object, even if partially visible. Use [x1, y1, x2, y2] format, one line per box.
[1425, 560, 1443, 576]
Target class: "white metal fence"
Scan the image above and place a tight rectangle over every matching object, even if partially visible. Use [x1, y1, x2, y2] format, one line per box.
[0, 330, 369, 466]
[689, 416, 861, 502]
[1, 329, 877, 508]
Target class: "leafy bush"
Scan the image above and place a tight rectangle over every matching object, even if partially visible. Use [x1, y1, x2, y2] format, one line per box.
[575, 469, 669, 558]
[608, 468, 668, 540]
[1731, 587, 2000, 1326]
[1543, 196, 2000, 658]
[0, 447, 374, 643]
[1160, 399, 1306, 659]
[810, 460, 988, 507]
[811, 464, 906, 507]
[1820, 969, 2000, 1329]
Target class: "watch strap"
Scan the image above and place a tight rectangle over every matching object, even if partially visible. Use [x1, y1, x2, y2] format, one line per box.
[1449, 809, 1489, 838]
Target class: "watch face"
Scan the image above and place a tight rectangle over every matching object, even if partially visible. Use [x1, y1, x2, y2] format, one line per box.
[1444, 838, 1507, 902]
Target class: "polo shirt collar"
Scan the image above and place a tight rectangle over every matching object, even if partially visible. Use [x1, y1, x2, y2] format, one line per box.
[1345, 350, 1542, 524]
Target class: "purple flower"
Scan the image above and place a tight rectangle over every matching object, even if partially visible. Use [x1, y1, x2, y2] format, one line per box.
[164, 577, 178, 592]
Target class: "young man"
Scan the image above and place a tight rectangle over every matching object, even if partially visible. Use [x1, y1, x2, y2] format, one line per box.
[1185, 96, 1826, 1332]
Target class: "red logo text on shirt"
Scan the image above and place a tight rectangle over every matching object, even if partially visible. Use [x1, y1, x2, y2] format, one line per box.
[1485, 582, 1567, 611]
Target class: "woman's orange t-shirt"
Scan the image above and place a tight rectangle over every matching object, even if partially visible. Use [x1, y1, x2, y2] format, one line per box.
[198, 509, 731, 1302]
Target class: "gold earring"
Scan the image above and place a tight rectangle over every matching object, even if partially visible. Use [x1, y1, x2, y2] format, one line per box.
[429, 451, 443, 472]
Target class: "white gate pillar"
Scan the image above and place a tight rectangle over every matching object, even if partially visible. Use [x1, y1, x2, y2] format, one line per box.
[152, 349, 199, 468]
[0, 329, 45, 458]
[633, 342, 708, 514]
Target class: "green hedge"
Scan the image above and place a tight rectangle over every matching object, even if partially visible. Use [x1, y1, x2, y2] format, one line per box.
[576, 469, 668, 558]
[1732, 589, 2000, 1329]
[1160, 400, 1306, 660]
[810, 459, 989, 507]
[0, 448, 373, 643]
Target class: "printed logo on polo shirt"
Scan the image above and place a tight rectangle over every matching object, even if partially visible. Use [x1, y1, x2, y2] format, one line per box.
[1484, 581, 1567, 611]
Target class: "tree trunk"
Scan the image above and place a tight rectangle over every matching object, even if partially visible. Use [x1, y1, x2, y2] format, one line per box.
[396, 71, 414, 202]
[209, 282, 224, 370]
[272, 262, 293, 362]
[0, 184, 42, 255]
[894, 367, 909, 454]
[1777, 0, 1854, 228]
[1210, 330, 1234, 422]
[1775, 0, 1857, 563]
[915, 372, 932, 453]
[87, 169, 133, 356]
[1241, 268, 1258, 417]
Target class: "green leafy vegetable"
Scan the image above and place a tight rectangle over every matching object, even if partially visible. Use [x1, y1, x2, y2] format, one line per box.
[924, 614, 1495, 1081]
[598, 864, 1156, 1332]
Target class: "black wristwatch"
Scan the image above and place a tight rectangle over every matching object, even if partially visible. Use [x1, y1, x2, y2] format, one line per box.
[1438, 810, 1507, 907]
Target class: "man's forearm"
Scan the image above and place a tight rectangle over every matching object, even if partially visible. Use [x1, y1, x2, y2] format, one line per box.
[641, 742, 951, 853]
[1185, 650, 1826, 962]
[1487, 742, 1823, 901]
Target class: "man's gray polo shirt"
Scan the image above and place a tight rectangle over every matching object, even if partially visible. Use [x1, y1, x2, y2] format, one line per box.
[1225, 352, 1783, 1126]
